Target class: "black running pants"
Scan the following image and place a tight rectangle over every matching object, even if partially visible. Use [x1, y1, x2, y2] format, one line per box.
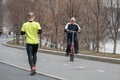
[26, 44, 38, 68]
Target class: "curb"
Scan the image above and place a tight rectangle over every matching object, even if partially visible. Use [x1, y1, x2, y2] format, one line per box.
[0, 60, 67, 80]
[3, 43, 120, 64]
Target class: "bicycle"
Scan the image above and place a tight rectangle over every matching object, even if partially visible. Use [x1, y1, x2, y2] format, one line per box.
[68, 30, 77, 61]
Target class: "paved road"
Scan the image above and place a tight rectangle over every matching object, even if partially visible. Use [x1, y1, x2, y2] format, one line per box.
[0, 37, 120, 80]
[0, 62, 58, 80]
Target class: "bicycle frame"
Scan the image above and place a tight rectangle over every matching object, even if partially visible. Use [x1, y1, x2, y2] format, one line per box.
[70, 32, 75, 55]
[69, 31, 76, 61]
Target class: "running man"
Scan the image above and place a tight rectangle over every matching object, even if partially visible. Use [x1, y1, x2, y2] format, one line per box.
[21, 12, 42, 75]
[64, 17, 81, 56]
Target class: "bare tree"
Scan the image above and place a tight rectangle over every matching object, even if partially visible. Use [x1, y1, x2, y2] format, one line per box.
[0, 0, 3, 33]
[41, 0, 65, 48]
[108, 0, 120, 54]
[6, 0, 41, 44]
[84, 0, 109, 52]
[5, 0, 119, 54]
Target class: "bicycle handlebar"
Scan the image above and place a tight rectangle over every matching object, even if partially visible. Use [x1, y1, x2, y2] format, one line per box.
[67, 30, 79, 33]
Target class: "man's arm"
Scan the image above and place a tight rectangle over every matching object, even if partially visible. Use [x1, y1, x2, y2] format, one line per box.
[38, 29, 42, 34]
[64, 23, 70, 32]
[75, 23, 81, 32]
[21, 23, 26, 35]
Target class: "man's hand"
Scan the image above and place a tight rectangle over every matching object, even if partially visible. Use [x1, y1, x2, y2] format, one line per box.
[77, 30, 81, 33]
[66, 29, 69, 32]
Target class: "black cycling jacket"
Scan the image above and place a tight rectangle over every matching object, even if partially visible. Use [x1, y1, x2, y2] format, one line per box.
[65, 23, 80, 39]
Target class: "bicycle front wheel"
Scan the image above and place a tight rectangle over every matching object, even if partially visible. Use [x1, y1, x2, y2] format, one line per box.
[70, 49, 74, 61]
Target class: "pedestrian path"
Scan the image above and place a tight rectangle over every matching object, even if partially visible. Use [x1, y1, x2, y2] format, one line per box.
[0, 38, 120, 80]
[0, 62, 58, 80]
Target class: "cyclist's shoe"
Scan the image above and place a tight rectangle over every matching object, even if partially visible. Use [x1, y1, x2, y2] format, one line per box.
[30, 66, 36, 75]
[65, 53, 69, 57]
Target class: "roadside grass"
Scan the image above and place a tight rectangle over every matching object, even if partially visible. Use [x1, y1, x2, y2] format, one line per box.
[80, 51, 120, 58]
[6, 40, 120, 58]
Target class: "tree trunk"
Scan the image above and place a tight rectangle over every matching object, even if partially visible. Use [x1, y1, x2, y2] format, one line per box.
[0, 0, 3, 30]
[16, 34, 20, 45]
[113, 38, 117, 54]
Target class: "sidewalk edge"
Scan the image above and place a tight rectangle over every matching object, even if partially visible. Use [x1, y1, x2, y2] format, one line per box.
[0, 60, 67, 80]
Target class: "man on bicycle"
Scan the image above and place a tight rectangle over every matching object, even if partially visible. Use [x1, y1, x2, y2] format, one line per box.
[64, 17, 81, 56]
[21, 12, 42, 75]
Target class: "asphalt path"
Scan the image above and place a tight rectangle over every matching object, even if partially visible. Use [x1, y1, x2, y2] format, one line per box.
[0, 37, 120, 80]
[0, 62, 58, 80]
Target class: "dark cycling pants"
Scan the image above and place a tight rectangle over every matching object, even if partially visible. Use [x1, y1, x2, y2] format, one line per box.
[66, 37, 79, 53]
[26, 44, 38, 69]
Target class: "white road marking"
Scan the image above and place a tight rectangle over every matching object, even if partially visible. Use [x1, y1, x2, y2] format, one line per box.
[63, 63, 69, 66]
[77, 66, 85, 69]
[97, 70, 105, 72]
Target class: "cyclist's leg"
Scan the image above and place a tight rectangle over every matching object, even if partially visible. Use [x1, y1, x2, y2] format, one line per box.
[26, 44, 33, 69]
[74, 37, 79, 53]
[32, 44, 38, 67]
[66, 38, 72, 56]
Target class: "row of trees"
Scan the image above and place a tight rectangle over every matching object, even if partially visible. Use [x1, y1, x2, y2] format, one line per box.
[4, 0, 120, 54]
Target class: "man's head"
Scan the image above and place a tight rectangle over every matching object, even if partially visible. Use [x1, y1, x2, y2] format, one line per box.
[70, 17, 76, 24]
[28, 12, 35, 21]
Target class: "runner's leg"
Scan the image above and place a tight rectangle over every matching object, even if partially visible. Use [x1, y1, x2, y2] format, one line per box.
[26, 44, 33, 68]
[32, 44, 38, 67]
